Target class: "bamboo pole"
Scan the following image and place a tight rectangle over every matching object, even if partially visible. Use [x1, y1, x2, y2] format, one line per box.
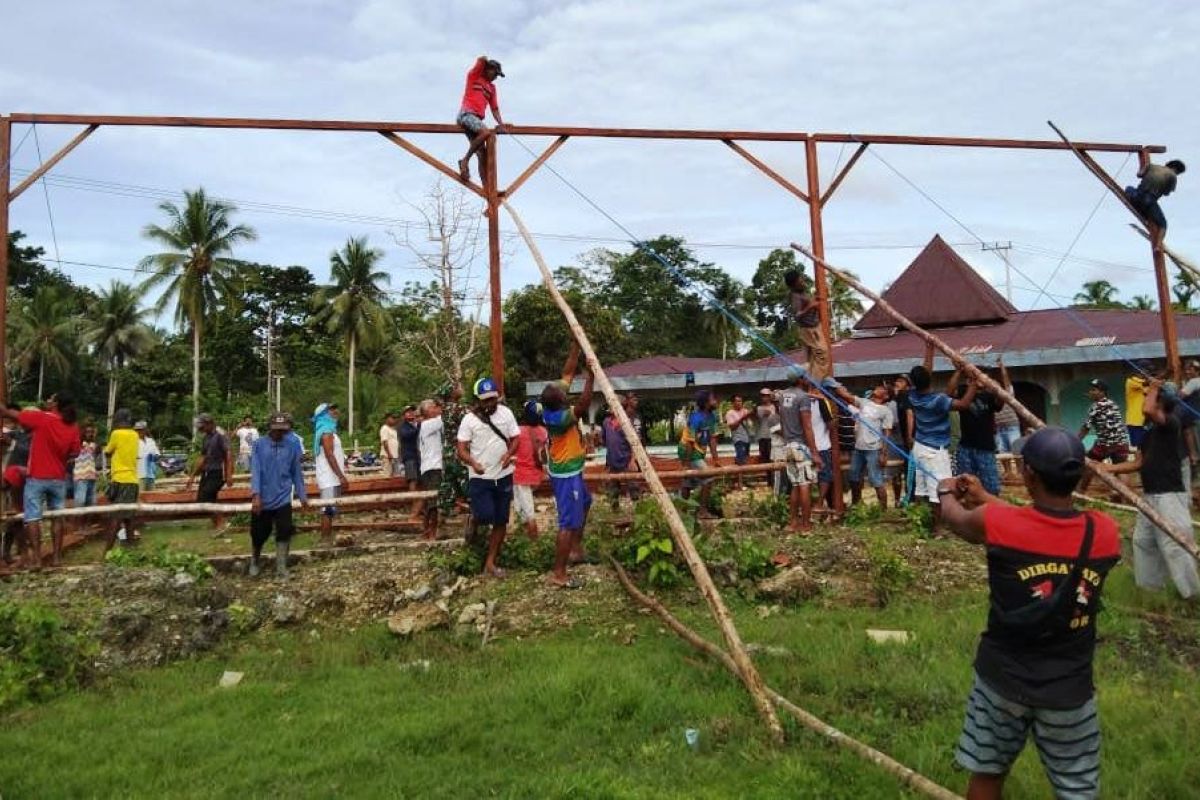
[504, 200, 785, 743]
[8, 491, 436, 522]
[610, 560, 963, 800]
[792, 243, 1200, 561]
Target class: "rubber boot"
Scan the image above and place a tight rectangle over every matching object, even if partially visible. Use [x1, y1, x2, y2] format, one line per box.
[276, 540, 290, 579]
[248, 555, 261, 577]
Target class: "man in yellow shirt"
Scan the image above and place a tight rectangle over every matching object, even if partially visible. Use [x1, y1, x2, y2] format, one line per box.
[1126, 366, 1152, 448]
[103, 409, 141, 553]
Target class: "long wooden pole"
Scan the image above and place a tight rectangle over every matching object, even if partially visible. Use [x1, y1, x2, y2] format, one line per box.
[504, 200, 784, 743]
[610, 561, 963, 800]
[9, 490, 435, 522]
[486, 132, 506, 395]
[792, 244, 1200, 561]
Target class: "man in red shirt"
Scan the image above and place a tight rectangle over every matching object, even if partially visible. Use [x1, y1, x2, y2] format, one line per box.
[938, 427, 1120, 800]
[456, 55, 506, 183]
[0, 393, 82, 568]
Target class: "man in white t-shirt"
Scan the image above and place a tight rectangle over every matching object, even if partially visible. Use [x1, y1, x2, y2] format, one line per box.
[417, 399, 444, 540]
[234, 416, 259, 472]
[135, 422, 160, 491]
[379, 411, 400, 477]
[456, 377, 519, 578]
[312, 402, 349, 546]
[832, 383, 895, 509]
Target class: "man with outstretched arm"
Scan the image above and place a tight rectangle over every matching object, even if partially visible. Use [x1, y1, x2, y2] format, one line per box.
[540, 342, 596, 589]
[456, 377, 520, 578]
[906, 365, 976, 532]
[456, 55, 506, 183]
[249, 413, 308, 578]
[939, 426, 1120, 800]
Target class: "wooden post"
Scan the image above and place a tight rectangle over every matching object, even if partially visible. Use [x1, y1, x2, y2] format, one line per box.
[1139, 149, 1182, 383]
[0, 116, 10, 401]
[504, 200, 784, 743]
[805, 136, 844, 513]
[485, 131, 505, 395]
[611, 560, 964, 800]
[793, 244, 1200, 561]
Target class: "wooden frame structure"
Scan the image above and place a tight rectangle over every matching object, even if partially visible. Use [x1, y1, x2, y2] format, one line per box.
[0, 114, 1168, 459]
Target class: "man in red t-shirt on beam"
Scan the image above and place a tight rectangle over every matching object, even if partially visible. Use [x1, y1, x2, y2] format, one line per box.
[0, 393, 82, 568]
[456, 55, 506, 183]
[938, 427, 1121, 800]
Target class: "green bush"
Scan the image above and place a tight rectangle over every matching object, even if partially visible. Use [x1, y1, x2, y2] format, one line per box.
[696, 528, 777, 583]
[866, 539, 915, 608]
[902, 502, 933, 537]
[612, 498, 690, 589]
[104, 545, 214, 582]
[500, 533, 557, 572]
[751, 492, 790, 528]
[0, 601, 95, 710]
[844, 502, 883, 527]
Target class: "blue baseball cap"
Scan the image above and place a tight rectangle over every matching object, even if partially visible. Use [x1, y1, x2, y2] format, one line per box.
[1022, 427, 1085, 483]
[473, 377, 499, 400]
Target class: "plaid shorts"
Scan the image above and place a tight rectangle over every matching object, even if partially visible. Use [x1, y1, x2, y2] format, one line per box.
[956, 673, 1100, 799]
[955, 445, 1001, 495]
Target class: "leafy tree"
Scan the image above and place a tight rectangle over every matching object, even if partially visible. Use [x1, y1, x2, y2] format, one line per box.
[310, 236, 389, 438]
[138, 188, 257, 415]
[6, 231, 73, 298]
[1072, 280, 1121, 309]
[84, 281, 156, 424]
[11, 286, 77, 400]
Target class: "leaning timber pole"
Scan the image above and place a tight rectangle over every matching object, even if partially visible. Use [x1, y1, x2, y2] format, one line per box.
[505, 200, 784, 743]
[611, 561, 964, 800]
[793, 244, 1200, 562]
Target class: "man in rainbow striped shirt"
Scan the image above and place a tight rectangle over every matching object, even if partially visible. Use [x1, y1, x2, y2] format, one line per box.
[540, 342, 595, 590]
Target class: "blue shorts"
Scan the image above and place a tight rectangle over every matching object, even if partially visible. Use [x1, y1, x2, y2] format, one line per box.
[24, 478, 66, 523]
[73, 478, 97, 507]
[816, 449, 833, 485]
[468, 475, 513, 526]
[733, 441, 751, 466]
[551, 473, 592, 531]
[955, 445, 1001, 495]
[849, 449, 885, 488]
[1127, 424, 1147, 448]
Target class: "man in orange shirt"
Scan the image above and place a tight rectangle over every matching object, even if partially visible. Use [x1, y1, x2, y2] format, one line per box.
[456, 55, 506, 183]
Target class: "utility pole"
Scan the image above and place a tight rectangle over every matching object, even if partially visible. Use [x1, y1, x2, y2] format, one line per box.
[265, 305, 275, 409]
[982, 241, 1014, 303]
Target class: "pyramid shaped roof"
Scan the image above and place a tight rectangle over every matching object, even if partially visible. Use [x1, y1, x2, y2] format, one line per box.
[854, 235, 1017, 330]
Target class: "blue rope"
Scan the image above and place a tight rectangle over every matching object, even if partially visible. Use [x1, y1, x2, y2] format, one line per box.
[504, 132, 942, 486]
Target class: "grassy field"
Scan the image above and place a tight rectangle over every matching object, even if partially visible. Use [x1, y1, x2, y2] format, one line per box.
[5, 524, 1200, 799]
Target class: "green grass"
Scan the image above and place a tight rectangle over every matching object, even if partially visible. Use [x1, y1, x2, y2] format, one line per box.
[62, 520, 323, 566]
[4, 554, 1200, 798]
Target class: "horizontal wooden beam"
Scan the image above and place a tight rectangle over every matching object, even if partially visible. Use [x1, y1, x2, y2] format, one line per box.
[7, 114, 1164, 152]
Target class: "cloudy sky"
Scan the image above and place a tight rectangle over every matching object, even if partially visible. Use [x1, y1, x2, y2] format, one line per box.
[4, 0, 1198, 330]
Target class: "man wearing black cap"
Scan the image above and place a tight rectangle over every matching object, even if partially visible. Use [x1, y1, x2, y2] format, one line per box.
[1076, 378, 1130, 494]
[1100, 380, 1200, 599]
[456, 55, 506, 183]
[939, 427, 1121, 800]
[249, 413, 308, 578]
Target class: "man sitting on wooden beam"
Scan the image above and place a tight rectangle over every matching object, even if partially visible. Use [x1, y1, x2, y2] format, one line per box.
[540, 342, 595, 589]
[1124, 158, 1185, 235]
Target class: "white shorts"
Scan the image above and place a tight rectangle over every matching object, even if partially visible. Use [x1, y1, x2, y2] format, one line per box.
[911, 441, 952, 502]
[784, 442, 815, 486]
[319, 485, 341, 516]
[512, 483, 536, 524]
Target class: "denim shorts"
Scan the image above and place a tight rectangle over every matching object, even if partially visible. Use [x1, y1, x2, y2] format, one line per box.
[849, 449, 885, 488]
[733, 440, 751, 465]
[73, 478, 97, 507]
[816, 449, 833, 485]
[468, 474, 513, 526]
[24, 478, 66, 522]
[955, 445, 1001, 496]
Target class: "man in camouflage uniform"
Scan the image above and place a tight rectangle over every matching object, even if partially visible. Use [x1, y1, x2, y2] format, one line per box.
[437, 384, 469, 516]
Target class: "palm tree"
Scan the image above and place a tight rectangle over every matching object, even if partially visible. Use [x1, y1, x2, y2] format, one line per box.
[701, 276, 748, 359]
[138, 188, 257, 414]
[84, 281, 157, 425]
[829, 272, 865, 339]
[12, 285, 76, 400]
[1073, 280, 1121, 309]
[1127, 294, 1156, 311]
[311, 236, 390, 438]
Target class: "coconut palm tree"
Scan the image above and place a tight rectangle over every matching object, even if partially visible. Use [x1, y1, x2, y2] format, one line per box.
[84, 281, 157, 425]
[311, 236, 390, 438]
[11, 285, 76, 400]
[1127, 294, 1156, 311]
[138, 188, 257, 414]
[829, 272, 865, 339]
[1072, 280, 1121, 309]
[700, 276, 749, 359]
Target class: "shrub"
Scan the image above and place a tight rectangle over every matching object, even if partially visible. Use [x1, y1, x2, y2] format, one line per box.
[844, 502, 883, 527]
[866, 539, 914, 608]
[104, 545, 214, 582]
[0, 601, 95, 709]
[751, 492, 790, 528]
[902, 502, 933, 538]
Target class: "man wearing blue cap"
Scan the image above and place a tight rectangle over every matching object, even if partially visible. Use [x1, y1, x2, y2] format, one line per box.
[1100, 380, 1200, 599]
[939, 426, 1121, 800]
[456, 377, 519, 577]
